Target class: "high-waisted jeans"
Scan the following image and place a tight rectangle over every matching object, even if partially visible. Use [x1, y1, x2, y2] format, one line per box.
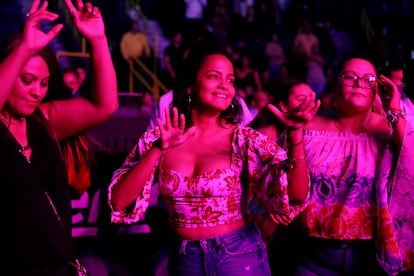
[293, 236, 387, 276]
[168, 222, 271, 276]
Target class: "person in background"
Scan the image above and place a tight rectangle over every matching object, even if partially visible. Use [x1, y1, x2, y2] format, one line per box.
[248, 90, 273, 119]
[62, 67, 80, 95]
[235, 53, 263, 96]
[249, 78, 312, 142]
[385, 61, 405, 93]
[137, 90, 155, 118]
[50, 67, 93, 199]
[291, 20, 320, 80]
[120, 21, 151, 62]
[108, 40, 319, 276]
[71, 59, 91, 98]
[264, 32, 286, 84]
[248, 78, 315, 275]
[305, 44, 327, 99]
[0, 0, 118, 274]
[183, 0, 208, 45]
[120, 20, 152, 92]
[163, 31, 186, 89]
[384, 61, 414, 121]
[284, 57, 414, 275]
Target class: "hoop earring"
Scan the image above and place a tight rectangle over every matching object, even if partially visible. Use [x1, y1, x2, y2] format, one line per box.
[222, 103, 235, 119]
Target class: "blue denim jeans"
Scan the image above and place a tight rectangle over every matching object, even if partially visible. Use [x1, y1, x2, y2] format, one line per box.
[293, 236, 387, 276]
[168, 222, 271, 276]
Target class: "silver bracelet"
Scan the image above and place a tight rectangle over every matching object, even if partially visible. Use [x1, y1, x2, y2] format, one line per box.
[386, 109, 406, 127]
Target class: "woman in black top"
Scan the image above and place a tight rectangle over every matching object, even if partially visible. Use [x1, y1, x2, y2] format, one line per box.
[0, 0, 118, 274]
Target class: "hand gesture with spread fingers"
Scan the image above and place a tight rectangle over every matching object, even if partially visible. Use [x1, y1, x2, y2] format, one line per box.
[156, 107, 196, 150]
[267, 91, 320, 130]
[23, 0, 63, 53]
[64, 0, 105, 40]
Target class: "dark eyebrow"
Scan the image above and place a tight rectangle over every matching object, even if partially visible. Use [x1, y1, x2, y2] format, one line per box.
[207, 69, 235, 78]
[340, 70, 376, 77]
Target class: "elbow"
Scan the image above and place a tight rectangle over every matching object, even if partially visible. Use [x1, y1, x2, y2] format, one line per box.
[110, 194, 128, 211]
[108, 100, 119, 116]
[99, 100, 119, 122]
[109, 186, 125, 211]
[110, 199, 124, 212]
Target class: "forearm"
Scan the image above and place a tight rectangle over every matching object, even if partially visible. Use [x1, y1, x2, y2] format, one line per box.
[89, 36, 118, 117]
[111, 145, 163, 210]
[285, 128, 309, 202]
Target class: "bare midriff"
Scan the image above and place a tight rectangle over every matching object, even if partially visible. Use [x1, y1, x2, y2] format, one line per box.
[174, 219, 246, 240]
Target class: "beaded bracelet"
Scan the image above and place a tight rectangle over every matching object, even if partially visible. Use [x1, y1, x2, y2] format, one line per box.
[386, 109, 406, 127]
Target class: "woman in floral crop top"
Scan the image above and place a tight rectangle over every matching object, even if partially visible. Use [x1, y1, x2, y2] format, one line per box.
[284, 57, 414, 276]
[109, 40, 320, 276]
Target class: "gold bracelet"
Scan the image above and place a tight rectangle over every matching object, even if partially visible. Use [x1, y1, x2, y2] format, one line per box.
[285, 155, 306, 169]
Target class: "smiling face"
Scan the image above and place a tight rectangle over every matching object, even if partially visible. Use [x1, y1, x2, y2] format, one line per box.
[6, 55, 49, 116]
[336, 58, 377, 113]
[190, 54, 236, 113]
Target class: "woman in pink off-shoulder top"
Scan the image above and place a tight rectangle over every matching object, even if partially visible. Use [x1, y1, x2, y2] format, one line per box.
[108, 39, 319, 276]
[285, 57, 414, 276]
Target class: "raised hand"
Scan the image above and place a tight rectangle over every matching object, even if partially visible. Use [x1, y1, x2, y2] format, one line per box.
[64, 0, 105, 40]
[156, 107, 196, 150]
[22, 0, 63, 53]
[267, 92, 320, 130]
[378, 74, 401, 110]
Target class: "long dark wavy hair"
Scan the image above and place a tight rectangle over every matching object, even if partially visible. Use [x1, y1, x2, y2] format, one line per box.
[171, 39, 243, 128]
[0, 32, 92, 197]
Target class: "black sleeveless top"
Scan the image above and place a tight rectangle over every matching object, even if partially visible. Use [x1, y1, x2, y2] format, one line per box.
[0, 117, 76, 274]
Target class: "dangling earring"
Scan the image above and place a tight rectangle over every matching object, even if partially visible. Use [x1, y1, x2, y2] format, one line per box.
[188, 94, 192, 105]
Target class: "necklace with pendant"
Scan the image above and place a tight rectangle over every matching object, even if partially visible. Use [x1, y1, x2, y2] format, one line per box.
[17, 144, 31, 163]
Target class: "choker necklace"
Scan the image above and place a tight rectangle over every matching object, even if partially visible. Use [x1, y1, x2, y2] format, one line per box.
[0, 112, 25, 126]
[334, 114, 371, 133]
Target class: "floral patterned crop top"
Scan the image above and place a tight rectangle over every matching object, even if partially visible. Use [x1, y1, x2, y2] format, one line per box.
[108, 126, 309, 228]
[159, 166, 244, 228]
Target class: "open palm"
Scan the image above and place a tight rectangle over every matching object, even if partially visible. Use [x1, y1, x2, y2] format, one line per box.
[157, 108, 196, 150]
[64, 0, 105, 40]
